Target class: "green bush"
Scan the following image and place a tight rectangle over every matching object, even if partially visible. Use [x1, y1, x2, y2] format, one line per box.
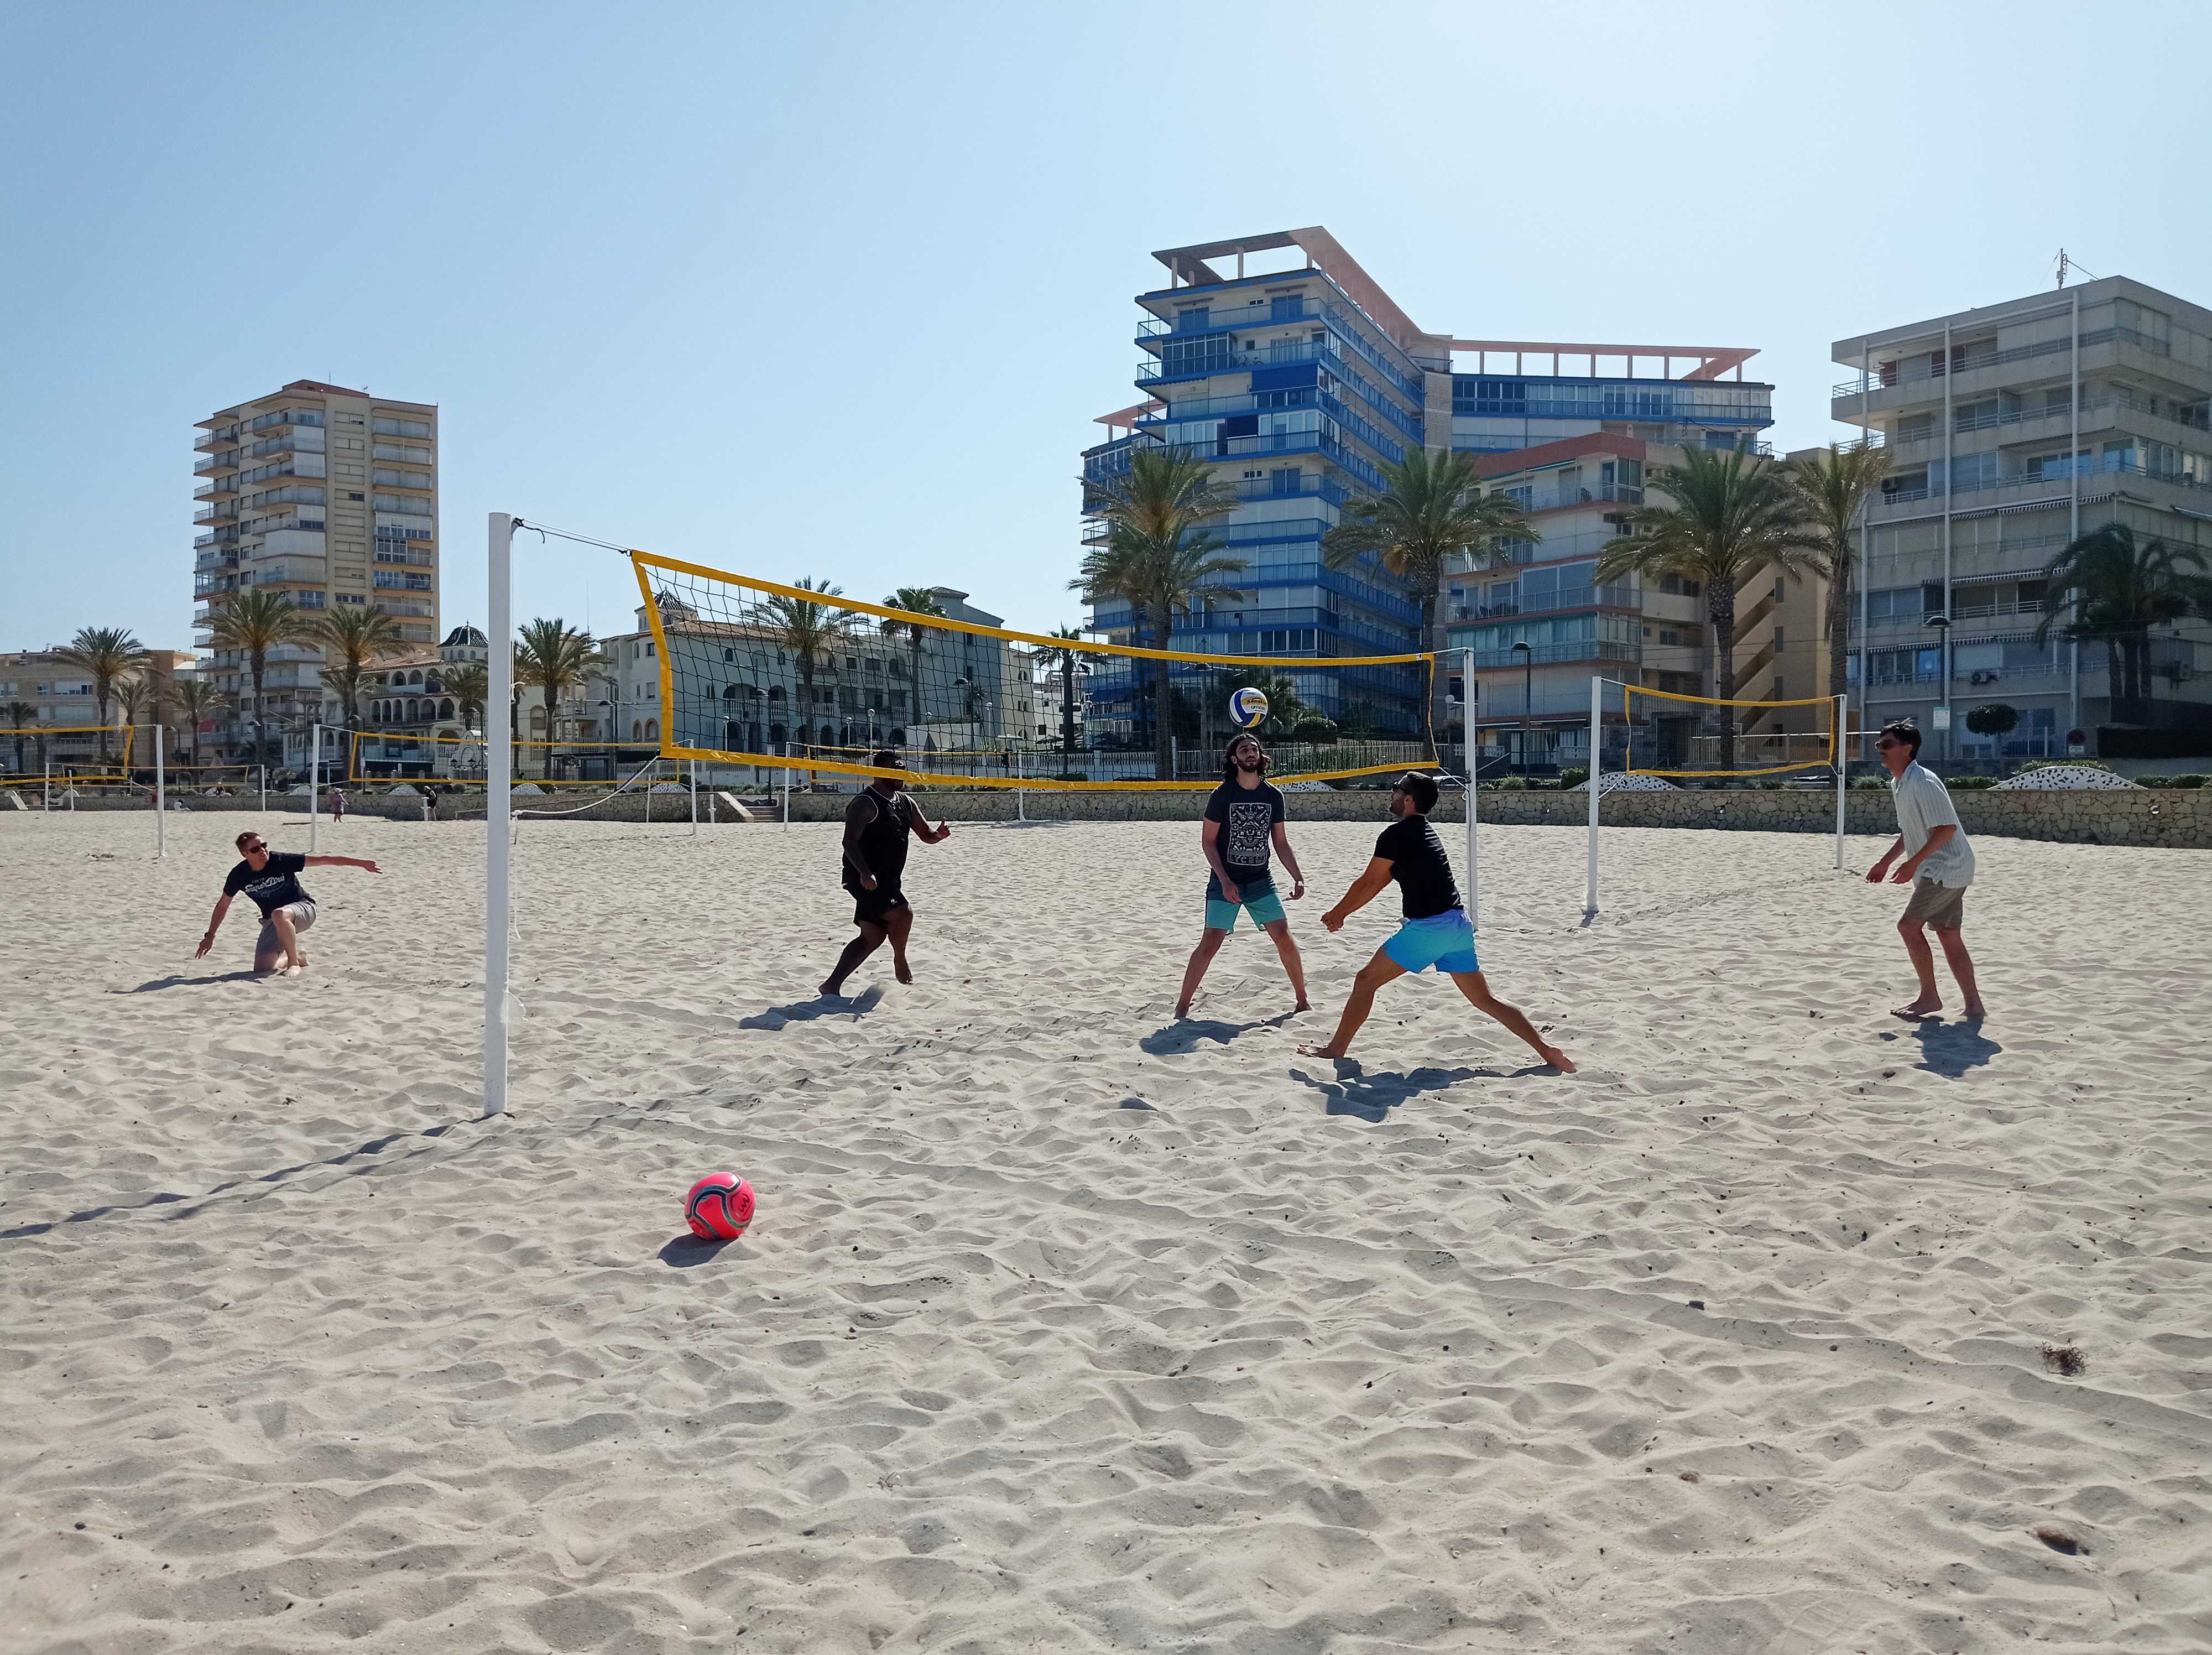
[1560, 766, 1589, 789]
[1851, 774, 1886, 790]
[2141, 774, 2175, 788]
[1951, 774, 1997, 789]
[1499, 776, 1529, 790]
[2176, 774, 2208, 789]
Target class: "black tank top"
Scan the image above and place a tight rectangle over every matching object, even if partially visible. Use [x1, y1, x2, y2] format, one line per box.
[849, 788, 911, 889]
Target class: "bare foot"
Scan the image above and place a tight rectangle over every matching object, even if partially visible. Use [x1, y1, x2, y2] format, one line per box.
[1297, 1041, 1347, 1058]
[1173, 1001, 1192, 1019]
[1540, 1044, 1577, 1074]
[1891, 997, 1942, 1019]
[1293, 999, 1312, 1013]
[818, 980, 846, 997]
[1963, 1000, 1987, 1019]
[894, 958, 914, 986]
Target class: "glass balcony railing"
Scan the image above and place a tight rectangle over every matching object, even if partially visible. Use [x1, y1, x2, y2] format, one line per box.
[1828, 326, 2179, 402]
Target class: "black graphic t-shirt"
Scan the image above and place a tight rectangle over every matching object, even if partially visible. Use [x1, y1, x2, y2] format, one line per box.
[842, 788, 913, 893]
[223, 851, 313, 919]
[1204, 779, 1286, 883]
[1374, 813, 1462, 919]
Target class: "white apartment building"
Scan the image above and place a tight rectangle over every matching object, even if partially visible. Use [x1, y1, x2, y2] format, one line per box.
[192, 379, 439, 772]
[1833, 277, 2212, 759]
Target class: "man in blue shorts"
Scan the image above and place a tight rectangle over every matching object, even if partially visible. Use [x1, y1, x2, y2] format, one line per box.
[1174, 733, 1310, 1018]
[1299, 771, 1573, 1070]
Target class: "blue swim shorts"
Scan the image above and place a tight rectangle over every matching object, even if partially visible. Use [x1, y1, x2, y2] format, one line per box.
[1204, 872, 1287, 931]
[1381, 908, 1479, 975]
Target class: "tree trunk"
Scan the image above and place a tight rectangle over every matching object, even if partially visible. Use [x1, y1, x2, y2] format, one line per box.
[96, 686, 112, 761]
[1712, 597, 1738, 772]
[1825, 555, 1852, 745]
[251, 660, 268, 777]
[1152, 613, 1175, 783]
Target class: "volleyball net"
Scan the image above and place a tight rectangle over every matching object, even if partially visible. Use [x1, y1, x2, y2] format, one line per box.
[1619, 683, 1844, 778]
[0, 725, 136, 786]
[344, 730, 687, 788]
[627, 550, 1442, 790]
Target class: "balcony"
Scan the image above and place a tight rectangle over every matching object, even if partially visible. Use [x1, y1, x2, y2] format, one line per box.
[372, 547, 435, 567]
[1467, 639, 1641, 669]
[193, 429, 232, 453]
[192, 451, 239, 476]
[194, 505, 238, 525]
[1829, 325, 2179, 411]
[1448, 584, 1637, 623]
[246, 407, 325, 435]
[1507, 482, 1645, 514]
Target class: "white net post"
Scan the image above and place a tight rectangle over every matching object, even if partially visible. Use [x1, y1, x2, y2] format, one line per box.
[690, 759, 698, 836]
[1834, 693, 1848, 871]
[1463, 646, 1479, 931]
[1015, 746, 1026, 823]
[308, 724, 320, 853]
[1584, 674, 1601, 919]
[153, 724, 165, 860]
[781, 765, 790, 828]
[484, 512, 513, 1117]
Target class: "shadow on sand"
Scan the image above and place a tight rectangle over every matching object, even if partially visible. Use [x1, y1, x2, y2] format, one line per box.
[658, 1234, 739, 1268]
[1291, 1060, 1537, 1122]
[1908, 1019, 2002, 1077]
[739, 985, 884, 1029]
[110, 969, 274, 993]
[1139, 1011, 1296, 1057]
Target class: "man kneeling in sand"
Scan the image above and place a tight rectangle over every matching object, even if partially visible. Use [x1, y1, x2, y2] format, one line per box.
[196, 830, 380, 975]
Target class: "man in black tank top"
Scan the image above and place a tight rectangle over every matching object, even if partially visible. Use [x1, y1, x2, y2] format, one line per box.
[820, 750, 952, 996]
[1298, 772, 1574, 1072]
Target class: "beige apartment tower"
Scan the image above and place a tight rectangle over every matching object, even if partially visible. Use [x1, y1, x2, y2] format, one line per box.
[192, 379, 439, 771]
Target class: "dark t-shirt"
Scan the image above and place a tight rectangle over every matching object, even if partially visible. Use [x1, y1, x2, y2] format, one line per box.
[842, 789, 913, 894]
[1374, 813, 1462, 919]
[1203, 779, 1286, 883]
[223, 851, 312, 919]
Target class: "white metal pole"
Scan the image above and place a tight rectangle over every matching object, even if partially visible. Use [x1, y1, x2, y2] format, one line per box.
[1834, 693, 1848, 871]
[781, 762, 790, 828]
[1015, 745, 1025, 823]
[689, 759, 698, 836]
[308, 723, 321, 853]
[1584, 674, 1601, 919]
[484, 512, 513, 1117]
[1462, 647, 1479, 931]
[154, 724, 166, 860]
[44, 759, 51, 813]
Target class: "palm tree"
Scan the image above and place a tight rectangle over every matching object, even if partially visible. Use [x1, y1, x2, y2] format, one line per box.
[2034, 524, 2212, 707]
[1072, 522, 1248, 780]
[169, 678, 225, 772]
[312, 603, 404, 733]
[1076, 447, 1247, 780]
[1780, 441, 1891, 731]
[441, 661, 488, 733]
[1045, 624, 1089, 766]
[1323, 449, 1537, 733]
[208, 591, 314, 774]
[114, 672, 169, 772]
[761, 579, 856, 763]
[4, 701, 36, 777]
[881, 587, 948, 731]
[1595, 447, 1816, 772]
[1220, 665, 1331, 741]
[56, 626, 150, 761]
[515, 618, 598, 779]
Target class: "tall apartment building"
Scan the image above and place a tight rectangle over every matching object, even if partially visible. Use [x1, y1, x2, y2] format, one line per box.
[192, 379, 439, 772]
[1079, 228, 1779, 769]
[1833, 277, 2212, 758]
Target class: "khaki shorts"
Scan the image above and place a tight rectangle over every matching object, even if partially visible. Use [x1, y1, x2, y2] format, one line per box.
[254, 900, 317, 956]
[1901, 880, 1965, 931]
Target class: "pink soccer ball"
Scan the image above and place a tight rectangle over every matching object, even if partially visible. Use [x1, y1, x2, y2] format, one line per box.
[685, 1173, 755, 1241]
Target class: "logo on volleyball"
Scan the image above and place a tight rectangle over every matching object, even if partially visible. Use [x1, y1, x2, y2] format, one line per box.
[684, 1172, 755, 1241]
[1229, 687, 1269, 730]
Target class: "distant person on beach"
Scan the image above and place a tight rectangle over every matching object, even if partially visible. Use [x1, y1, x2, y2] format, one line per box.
[330, 787, 346, 823]
[1866, 719, 1985, 1020]
[197, 831, 380, 975]
[1175, 733, 1310, 1018]
[1299, 772, 1573, 1071]
[819, 751, 951, 996]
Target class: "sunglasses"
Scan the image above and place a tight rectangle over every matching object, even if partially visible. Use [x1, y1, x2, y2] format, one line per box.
[242, 840, 267, 852]
[1875, 738, 1901, 750]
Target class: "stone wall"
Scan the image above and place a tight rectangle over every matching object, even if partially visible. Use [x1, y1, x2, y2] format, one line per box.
[43, 782, 2212, 847]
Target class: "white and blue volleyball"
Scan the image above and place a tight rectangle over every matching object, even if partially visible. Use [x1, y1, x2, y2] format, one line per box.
[1229, 687, 1270, 730]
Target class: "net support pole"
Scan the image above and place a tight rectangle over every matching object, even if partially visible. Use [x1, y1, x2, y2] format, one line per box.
[308, 724, 321, 853]
[259, 766, 266, 814]
[1834, 693, 1848, 871]
[153, 723, 166, 860]
[1463, 647, 1479, 931]
[781, 764, 790, 828]
[1584, 674, 1601, 919]
[44, 759, 51, 813]
[484, 511, 513, 1117]
[690, 759, 698, 836]
[1015, 746, 1025, 823]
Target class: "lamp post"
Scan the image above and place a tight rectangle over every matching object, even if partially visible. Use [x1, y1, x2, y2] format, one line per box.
[1511, 641, 1532, 774]
[1926, 613, 1953, 759]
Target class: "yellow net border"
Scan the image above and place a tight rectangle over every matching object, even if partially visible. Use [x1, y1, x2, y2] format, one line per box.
[0, 725, 135, 785]
[1620, 682, 1840, 779]
[345, 728, 686, 788]
[628, 549, 1446, 793]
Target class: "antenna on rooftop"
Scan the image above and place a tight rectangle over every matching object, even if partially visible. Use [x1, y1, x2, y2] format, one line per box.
[2054, 248, 2099, 289]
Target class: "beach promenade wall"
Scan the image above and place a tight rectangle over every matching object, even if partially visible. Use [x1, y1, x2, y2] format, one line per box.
[45, 784, 2212, 847]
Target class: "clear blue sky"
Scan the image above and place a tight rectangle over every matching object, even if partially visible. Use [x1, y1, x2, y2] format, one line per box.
[4, 2, 2205, 654]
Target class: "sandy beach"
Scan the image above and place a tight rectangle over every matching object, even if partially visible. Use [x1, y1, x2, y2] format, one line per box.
[3, 807, 2209, 1653]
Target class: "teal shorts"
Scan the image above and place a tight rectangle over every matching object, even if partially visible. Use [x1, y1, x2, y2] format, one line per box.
[1381, 908, 1479, 975]
[1204, 872, 1286, 931]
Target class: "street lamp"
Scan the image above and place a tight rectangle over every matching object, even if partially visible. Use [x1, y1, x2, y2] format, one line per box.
[1925, 613, 1953, 759]
[1510, 641, 1532, 774]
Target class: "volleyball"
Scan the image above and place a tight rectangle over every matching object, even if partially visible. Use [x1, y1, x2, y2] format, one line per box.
[1230, 687, 1270, 729]
[684, 1173, 755, 1241]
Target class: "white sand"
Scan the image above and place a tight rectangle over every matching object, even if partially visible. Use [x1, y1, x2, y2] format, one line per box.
[3, 809, 2209, 1653]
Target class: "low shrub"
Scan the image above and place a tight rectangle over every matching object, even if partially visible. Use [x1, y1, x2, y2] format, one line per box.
[1851, 775, 1887, 790]
[1498, 776, 1529, 790]
[1559, 766, 1589, 789]
[2141, 774, 2176, 789]
[2172, 774, 2207, 789]
[1951, 775, 1998, 790]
